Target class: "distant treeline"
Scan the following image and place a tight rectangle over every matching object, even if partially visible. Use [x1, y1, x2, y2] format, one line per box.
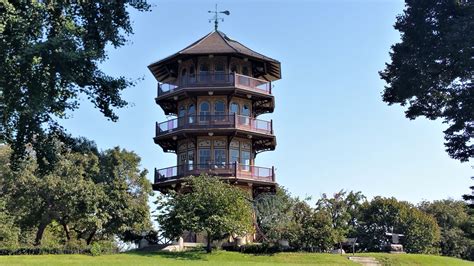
[254, 188, 474, 260]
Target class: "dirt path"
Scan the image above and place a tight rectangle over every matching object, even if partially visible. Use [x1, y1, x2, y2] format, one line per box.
[348, 256, 380, 266]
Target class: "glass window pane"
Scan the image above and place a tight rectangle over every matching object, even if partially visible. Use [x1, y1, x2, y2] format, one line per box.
[230, 148, 239, 164]
[200, 64, 209, 82]
[240, 105, 250, 125]
[200, 102, 210, 122]
[214, 149, 226, 168]
[179, 106, 186, 117]
[187, 150, 194, 170]
[241, 151, 250, 171]
[199, 148, 211, 168]
[230, 102, 239, 115]
[215, 62, 225, 81]
[214, 101, 225, 120]
[189, 66, 196, 84]
[241, 105, 250, 116]
[181, 68, 187, 85]
[188, 104, 195, 124]
[242, 66, 249, 76]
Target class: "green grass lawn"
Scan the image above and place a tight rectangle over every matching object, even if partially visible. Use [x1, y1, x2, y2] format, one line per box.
[0, 250, 472, 266]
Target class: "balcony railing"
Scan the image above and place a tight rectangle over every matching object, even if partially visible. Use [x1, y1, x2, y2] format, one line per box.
[157, 73, 272, 97]
[154, 162, 275, 184]
[155, 114, 273, 137]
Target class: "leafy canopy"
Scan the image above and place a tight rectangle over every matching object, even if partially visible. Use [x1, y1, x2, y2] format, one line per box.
[156, 175, 254, 253]
[0, 139, 153, 246]
[0, 1, 150, 169]
[380, 0, 474, 162]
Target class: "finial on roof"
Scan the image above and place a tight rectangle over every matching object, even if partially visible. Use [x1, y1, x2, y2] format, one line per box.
[208, 4, 230, 31]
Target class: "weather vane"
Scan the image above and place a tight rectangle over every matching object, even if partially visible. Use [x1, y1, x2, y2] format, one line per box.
[208, 4, 230, 31]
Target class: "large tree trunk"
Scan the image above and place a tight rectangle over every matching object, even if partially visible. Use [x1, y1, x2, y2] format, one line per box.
[62, 223, 71, 241]
[34, 222, 48, 246]
[206, 231, 212, 253]
[86, 229, 96, 245]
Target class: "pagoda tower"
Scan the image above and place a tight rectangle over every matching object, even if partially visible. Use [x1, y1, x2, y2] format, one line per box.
[148, 30, 281, 198]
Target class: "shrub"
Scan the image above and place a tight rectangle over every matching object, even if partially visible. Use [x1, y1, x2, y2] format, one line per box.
[0, 247, 87, 255]
[239, 243, 286, 254]
[90, 242, 101, 256]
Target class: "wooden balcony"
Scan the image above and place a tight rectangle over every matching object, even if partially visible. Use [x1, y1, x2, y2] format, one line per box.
[155, 114, 273, 137]
[155, 73, 274, 116]
[157, 73, 272, 97]
[153, 163, 275, 189]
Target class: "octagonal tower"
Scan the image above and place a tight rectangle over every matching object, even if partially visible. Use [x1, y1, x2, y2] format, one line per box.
[149, 31, 281, 198]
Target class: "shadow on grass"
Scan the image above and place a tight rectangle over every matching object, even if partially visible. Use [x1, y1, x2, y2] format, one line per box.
[127, 250, 207, 261]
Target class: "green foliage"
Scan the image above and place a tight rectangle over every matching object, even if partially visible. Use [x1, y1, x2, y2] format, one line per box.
[420, 199, 474, 260]
[239, 243, 284, 254]
[0, 0, 150, 170]
[287, 201, 337, 252]
[90, 242, 101, 256]
[156, 175, 254, 253]
[316, 190, 366, 243]
[0, 197, 20, 248]
[357, 197, 440, 253]
[0, 138, 153, 248]
[253, 187, 296, 242]
[254, 188, 341, 252]
[463, 177, 474, 209]
[379, 0, 474, 162]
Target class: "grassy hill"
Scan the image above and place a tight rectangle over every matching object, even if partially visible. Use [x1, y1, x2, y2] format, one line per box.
[0, 250, 472, 266]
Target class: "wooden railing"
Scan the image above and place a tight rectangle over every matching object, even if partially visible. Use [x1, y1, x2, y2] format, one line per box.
[154, 162, 275, 184]
[155, 114, 273, 136]
[157, 73, 272, 97]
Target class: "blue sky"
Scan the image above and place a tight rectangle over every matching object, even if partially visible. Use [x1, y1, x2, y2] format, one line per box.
[61, 0, 472, 204]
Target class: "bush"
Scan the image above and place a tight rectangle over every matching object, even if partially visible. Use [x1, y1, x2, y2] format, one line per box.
[90, 242, 101, 256]
[239, 243, 286, 254]
[95, 240, 118, 254]
[0, 247, 87, 255]
[64, 239, 87, 252]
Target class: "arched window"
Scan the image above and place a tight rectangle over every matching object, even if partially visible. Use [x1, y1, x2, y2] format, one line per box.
[229, 102, 239, 116]
[178, 106, 186, 126]
[214, 100, 225, 120]
[240, 104, 250, 126]
[214, 62, 225, 81]
[180, 68, 187, 85]
[241, 104, 250, 116]
[242, 66, 249, 76]
[189, 65, 196, 83]
[188, 104, 195, 124]
[230, 64, 238, 74]
[199, 63, 209, 82]
[199, 101, 210, 122]
[178, 106, 186, 117]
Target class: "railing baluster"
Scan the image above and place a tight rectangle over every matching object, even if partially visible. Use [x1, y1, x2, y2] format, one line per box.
[156, 73, 271, 97]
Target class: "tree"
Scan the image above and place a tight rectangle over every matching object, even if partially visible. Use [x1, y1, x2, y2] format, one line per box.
[463, 177, 474, 209]
[288, 200, 337, 252]
[419, 199, 473, 259]
[315, 190, 366, 247]
[379, 0, 474, 162]
[1, 139, 153, 246]
[0, 197, 20, 248]
[156, 175, 254, 253]
[253, 187, 296, 243]
[89, 147, 153, 244]
[0, 1, 150, 170]
[357, 197, 440, 253]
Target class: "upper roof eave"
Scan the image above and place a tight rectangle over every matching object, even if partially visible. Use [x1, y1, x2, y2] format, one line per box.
[148, 31, 281, 81]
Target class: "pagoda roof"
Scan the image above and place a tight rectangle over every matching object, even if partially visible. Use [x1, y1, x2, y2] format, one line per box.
[148, 31, 281, 82]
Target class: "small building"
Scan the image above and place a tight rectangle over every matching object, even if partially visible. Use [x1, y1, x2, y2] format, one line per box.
[148, 30, 281, 243]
